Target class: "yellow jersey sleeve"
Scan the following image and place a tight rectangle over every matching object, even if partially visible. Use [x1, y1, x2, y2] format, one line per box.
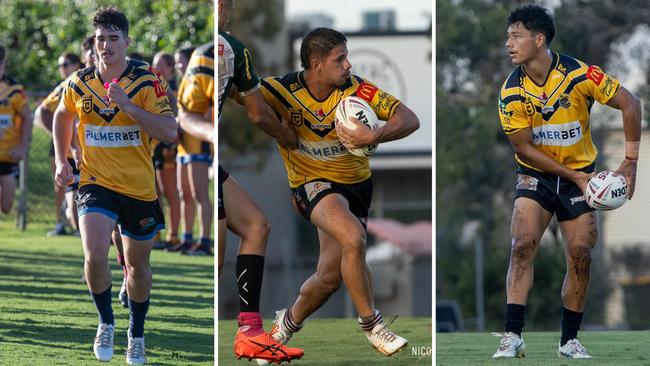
[179, 46, 214, 114]
[137, 79, 174, 117]
[576, 65, 620, 105]
[62, 77, 80, 113]
[42, 81, 67, 113]
[10, 86, 26, 113]
[353, 78, 400, 120]
[498, 76, 529, 135]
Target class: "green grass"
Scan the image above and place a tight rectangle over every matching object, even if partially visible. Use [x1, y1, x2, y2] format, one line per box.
[437, 331, 650, 365]
[218, 317, 432, 365]
[0, 221, 214, 365]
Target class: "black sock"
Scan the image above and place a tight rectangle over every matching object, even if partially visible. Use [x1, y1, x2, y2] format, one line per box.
[91, 286, 114, 326]
[504, 303, 525, 336]
[128, 297, 150, 338]
[560, 307, 583, 346]
[236, 254, 264, 312]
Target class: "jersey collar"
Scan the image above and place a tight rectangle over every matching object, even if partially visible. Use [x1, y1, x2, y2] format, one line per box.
[522, 51, 558, 87]
[94, 63, 135, 85]
[299, 70, 335, 103]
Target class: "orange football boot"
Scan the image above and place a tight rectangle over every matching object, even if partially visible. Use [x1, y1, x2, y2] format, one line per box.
[234, 327, 304, 364]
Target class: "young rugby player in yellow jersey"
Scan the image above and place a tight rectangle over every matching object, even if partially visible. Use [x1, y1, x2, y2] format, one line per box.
[53, 7, 176, 365]
[217, 0, 305, 363]
[493, 5, 641, 359]
[0, 45, 33, 215]
[259, 27, 419, 357]
[35, 52, 83, 236]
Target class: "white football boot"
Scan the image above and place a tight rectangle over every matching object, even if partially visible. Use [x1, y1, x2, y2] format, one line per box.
[119, 276, 129, 308]
[364, 321, 408, 356]
[492, 332, 525, 358]
[93, 323, 114, 361]
[558, 339, 591, 359]
[270, 308, 302, 345]
[126, 336, 147, 365]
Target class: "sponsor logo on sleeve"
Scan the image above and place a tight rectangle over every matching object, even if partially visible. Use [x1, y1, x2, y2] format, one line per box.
[599, 77, 614, 97]
[153, 80, 165, 98]
[356, 82, 378, 103]
[586, 65, 604, 85]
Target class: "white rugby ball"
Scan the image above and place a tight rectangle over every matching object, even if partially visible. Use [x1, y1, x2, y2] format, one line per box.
[335, 96, 380, 157]
[585, 170, 628, 210]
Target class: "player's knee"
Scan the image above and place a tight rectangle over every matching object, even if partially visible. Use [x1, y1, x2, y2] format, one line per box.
[568, 244, 592, 272]
[126, 262, 150, 278]
[511, 235, 537, 263]
[340, 229, 366, 257]
[85, 253, 108, 269]
[243, 215, 271, 242]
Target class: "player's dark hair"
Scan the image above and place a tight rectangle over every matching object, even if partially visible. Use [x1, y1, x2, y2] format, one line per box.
[82, 35, 95, 53]
[0, 45, 5, 63]
[93, 6, 129, 37]
[176, 46, 195, 61]
[508, 4, 555, 45]
[61, 52, 82, 67]
[154, 52, 174, 68]
[300, 27, 347, 69]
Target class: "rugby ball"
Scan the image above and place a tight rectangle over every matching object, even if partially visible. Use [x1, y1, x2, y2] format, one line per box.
[584, 170, 628, 210]
[335, 96, 380, 157]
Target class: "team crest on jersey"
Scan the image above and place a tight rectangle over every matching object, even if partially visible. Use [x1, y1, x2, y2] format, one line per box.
[525, 98, 535, 116]
[559, 93, 571, 109]
[557, 63, 567, 75]
[290, 108, 303, 127]
[82, 95, 93, 114]
[289, 82, 301, 92]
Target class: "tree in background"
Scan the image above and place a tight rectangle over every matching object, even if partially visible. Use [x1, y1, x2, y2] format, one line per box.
[0, 0, 212, 93]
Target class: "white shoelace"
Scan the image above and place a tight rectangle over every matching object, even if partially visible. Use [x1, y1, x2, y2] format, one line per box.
[127, 340, 145, 359]
[491, 332, 518, 351]
[95, 327, 112, 348]
[564, 339, 588, 356]
[372, 315, 399, 343]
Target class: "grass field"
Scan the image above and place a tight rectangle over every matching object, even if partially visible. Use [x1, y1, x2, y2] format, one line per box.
[0, 221, 214, 365]
[437, 331, 650, 365]
[218, 317, 432, 365]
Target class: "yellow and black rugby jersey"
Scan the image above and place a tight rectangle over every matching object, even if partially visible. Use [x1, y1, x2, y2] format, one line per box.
[43, 80, 67, 113]
[178, 43, 214, 157]
[62, 64, 174, 201]
[0, 76, 26, 163]
[218, 31, 259, 120]
[498, 52, 620, 171]
[261, 72, 400, 188]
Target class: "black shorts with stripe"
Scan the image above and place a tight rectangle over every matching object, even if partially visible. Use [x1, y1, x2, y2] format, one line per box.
[515, 164, 595, 221]
[291, 178, 372, 228]
[76, 184, 165, 240]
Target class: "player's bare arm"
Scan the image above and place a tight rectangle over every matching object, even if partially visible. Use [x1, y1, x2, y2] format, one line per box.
[178, 107, 213, 143]
[507, 128, 593, 193]
[605, 85, 641, 198]
[106, 81, 177, 143]
[337, 103, 419, 149]
[34, 104, 54, 134]
[52, 102, 75, 187]
[241, 90, 298, 149]
[10, 104, 34, 161]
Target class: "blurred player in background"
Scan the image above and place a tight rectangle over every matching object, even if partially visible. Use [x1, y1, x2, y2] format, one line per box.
[259, 27, 419, 357]
[35, 52, 83, 236]
[151, 52, 181, 249]
[175, 46, 195, 79]
[0, 45, 33, 215]
[493, 4, 641, 359]
[217, 0, 304, 363]
[53, 7, 176, 364]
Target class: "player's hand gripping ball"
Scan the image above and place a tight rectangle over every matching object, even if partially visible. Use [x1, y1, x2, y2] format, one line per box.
[584, 170, 628, 210]
[335, 96, 380, 157]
